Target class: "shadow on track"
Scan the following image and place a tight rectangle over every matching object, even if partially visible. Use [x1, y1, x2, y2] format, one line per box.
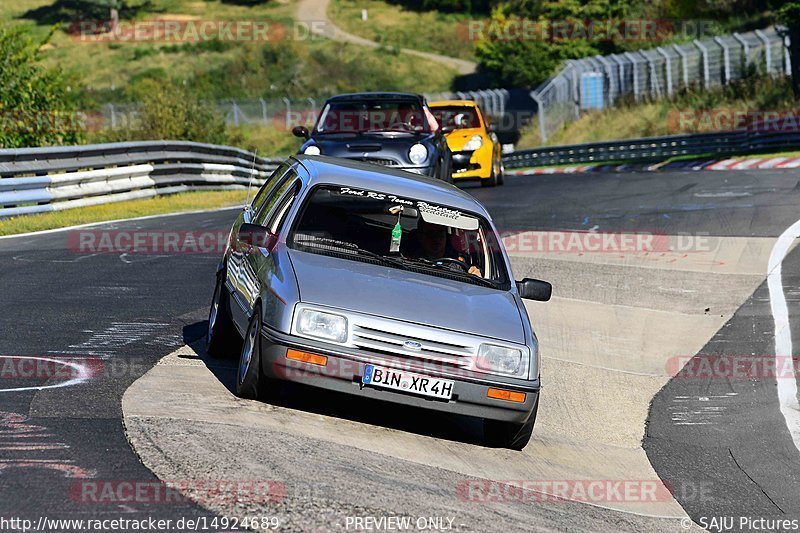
[182, 321, 489, 447]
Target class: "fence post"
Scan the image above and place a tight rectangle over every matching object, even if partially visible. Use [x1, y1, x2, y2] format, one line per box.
[672, 45, 689, 88]
[733, 33, 750, 67]
[755, 29, 772, 73]
[624, 52, 641, 101]
[656, 48, 673, 96]
[596, 55, 616, 105]
[106, 103, 116, 129]
[785, 34, 792, 76]
[307, 97, 317, 121]
[530, 91, 547, 145]
[714, 37, 731, 84]
[231, 101, 240, 127]
[610, 55, 626, 96]
[640, 51, 660, 97]
[694, 40, 710, 87]
[259, 98, 268, 125]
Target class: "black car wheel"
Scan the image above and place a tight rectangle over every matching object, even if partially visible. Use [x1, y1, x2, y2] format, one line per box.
[497, 156, 505, 186]
[483, 395, 539, 450]
[206, 272, 241, 358]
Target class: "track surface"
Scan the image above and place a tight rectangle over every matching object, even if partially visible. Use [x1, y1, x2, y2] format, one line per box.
[1, 169, 800, 531]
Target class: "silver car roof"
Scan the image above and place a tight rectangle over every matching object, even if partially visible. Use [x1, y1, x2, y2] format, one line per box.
[292, 155, 492, 218]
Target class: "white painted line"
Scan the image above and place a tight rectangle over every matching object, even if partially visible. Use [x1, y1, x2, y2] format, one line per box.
[0, 206, 243, 241]
[768, 219, 800, 453]
[0, 356, 90, 393]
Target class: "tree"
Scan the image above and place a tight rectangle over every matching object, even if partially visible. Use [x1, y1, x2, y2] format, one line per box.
[778, 2, 800, 99]
[0, 25, 83, 148]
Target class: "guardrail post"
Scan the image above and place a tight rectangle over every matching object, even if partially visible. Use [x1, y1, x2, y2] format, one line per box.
[714, 37, 731, 84]
[530, 91, 547, 145]
[694, 40, 710, 87]
[755, 29, 772, 74]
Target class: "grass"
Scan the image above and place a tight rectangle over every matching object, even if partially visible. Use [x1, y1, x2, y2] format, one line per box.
[0, 189, 249, 236]
[328, 0, 476, 61]
[6, 0, 457, 96]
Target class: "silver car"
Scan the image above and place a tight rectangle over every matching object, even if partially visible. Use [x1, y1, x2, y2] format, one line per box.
[206, 155, 551, 450]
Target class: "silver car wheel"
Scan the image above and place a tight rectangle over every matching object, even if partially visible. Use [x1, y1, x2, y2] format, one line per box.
[239, 320, 256, 385]
[208, 283, 219, 345]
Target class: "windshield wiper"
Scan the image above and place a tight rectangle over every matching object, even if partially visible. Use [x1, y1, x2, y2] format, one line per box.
[398, 257, 498, 288]
[294, 235, 410, 270]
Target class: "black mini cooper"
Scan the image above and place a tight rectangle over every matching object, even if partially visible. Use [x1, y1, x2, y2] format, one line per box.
[293, 92, 453, 182]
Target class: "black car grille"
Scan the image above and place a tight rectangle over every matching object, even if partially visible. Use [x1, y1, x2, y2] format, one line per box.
[345, 157, 399, 167]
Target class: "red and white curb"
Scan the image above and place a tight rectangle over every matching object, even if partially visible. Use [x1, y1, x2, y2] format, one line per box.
[510, 165, 595, 176]
[706, 156, 800, 170]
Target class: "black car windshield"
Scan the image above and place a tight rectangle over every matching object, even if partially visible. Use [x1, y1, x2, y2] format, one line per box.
[288, 185, 509, 289]
[314, 100, 430, 134]
[431, 106, 482, 129]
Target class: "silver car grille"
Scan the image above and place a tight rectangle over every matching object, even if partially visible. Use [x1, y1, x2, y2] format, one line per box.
[351, 323, 474, 368]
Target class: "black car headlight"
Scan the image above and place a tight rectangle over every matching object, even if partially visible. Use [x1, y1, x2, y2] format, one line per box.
[408, 143, 428, 165]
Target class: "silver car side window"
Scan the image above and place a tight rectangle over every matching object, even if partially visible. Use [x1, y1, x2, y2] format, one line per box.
[253, 173, 296, 226]
[251, 163, 290, 213]
[268, 182, 301, 234]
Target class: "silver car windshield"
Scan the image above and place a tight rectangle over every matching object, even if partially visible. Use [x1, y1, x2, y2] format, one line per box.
[288, 185, 510, 289]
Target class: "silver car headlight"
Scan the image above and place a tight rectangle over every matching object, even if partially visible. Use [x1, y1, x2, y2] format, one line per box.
[297, 309, 348, 343]
[463, 134, 483, 151]
[304, 145, 321, 155]
[476, 344, 522, 375]
[408, 143, 428, 165]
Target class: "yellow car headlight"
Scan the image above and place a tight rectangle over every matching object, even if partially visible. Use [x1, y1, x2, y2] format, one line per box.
[463, 135, 483, 151]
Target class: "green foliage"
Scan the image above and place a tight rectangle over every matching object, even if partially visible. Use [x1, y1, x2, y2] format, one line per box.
[104, 78, 228, 144]
[0, 24, 84, 148]
[777, 2, 800, 26]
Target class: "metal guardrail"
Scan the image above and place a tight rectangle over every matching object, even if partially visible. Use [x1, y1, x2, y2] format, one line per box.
[0, 141, 282, 218]
[503, 130, 800, 169]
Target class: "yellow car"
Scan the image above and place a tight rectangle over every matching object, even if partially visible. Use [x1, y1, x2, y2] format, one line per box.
[429, 100, 504, 187]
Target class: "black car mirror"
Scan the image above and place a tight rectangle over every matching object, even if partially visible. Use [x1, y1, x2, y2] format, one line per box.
[292, 125, 309, 139]
[516, 278, 552, 301]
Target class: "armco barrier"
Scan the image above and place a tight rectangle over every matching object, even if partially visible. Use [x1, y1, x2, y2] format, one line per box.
[0, 141, 282, 218]
[503, 130, 800, 169]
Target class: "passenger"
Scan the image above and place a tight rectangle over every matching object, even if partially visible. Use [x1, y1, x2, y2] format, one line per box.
[404, 218, 482, 277]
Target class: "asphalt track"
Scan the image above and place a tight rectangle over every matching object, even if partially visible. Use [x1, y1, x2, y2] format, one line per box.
[1, 168, 800, 531]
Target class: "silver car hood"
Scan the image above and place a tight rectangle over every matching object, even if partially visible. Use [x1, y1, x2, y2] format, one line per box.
[288, 249, 525, 343]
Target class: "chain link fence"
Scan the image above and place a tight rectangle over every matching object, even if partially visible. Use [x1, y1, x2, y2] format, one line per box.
[99, 89, 512, 131]
[532, 27, 791, 145]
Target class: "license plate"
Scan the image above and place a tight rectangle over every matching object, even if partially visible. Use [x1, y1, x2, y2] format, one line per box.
[362, 364, 454, 400]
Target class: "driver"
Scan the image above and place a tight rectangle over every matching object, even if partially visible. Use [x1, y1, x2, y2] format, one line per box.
[403, 218, 482, 277]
